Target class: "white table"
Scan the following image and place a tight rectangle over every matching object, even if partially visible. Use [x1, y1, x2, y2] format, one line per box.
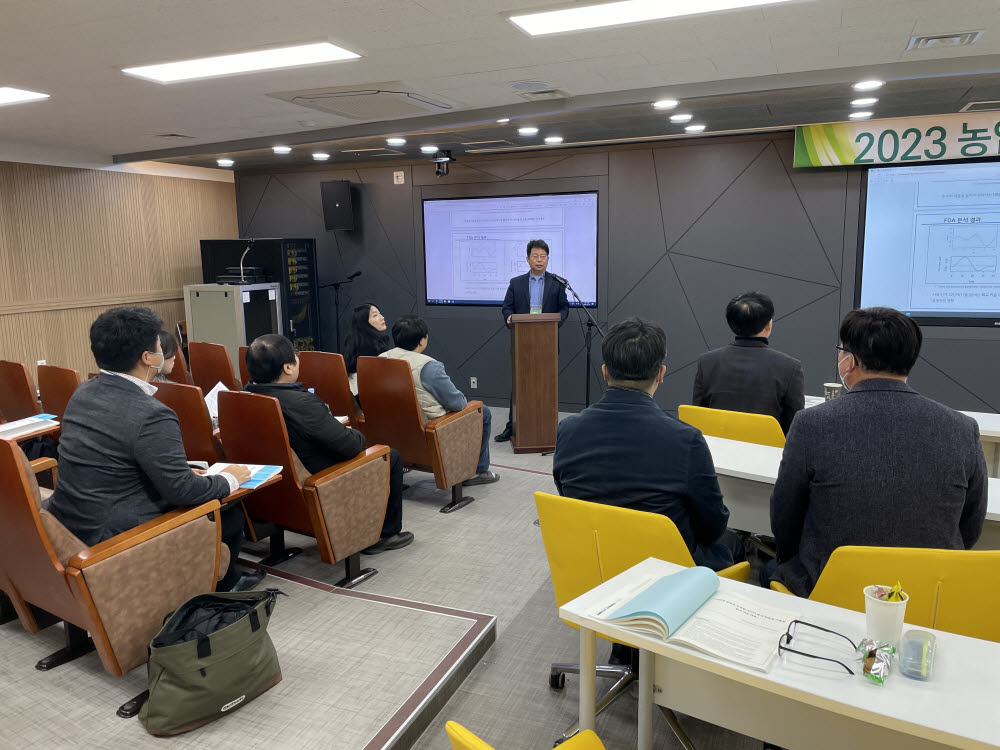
[560, 557, 1000, 750]
[704, 435, 1000, 550]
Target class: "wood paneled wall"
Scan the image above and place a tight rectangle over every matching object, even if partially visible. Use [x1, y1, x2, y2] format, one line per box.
[0, 161, 236, 383]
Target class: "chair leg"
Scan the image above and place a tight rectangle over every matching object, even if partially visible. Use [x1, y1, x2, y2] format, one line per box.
[439, 483, 475, 514]
[335, 553, 378, 589]
[0, 592, 17, 625]
[35, 623, 95, 671]
[553, 662, 635, 745]
[658, 706, 697, 750]
[258, 528, 303, 567]
[117, 690, 150, 719]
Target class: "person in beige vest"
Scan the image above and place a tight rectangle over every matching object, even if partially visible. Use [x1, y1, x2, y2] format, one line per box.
[380, 315, 499, 486]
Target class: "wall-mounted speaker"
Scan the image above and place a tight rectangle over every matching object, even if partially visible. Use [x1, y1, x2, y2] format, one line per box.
[321, 180, 354, 231]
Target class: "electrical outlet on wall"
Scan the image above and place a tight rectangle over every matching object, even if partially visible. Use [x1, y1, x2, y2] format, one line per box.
[470, 376, 478, 389]
[36, 359, 46, 366]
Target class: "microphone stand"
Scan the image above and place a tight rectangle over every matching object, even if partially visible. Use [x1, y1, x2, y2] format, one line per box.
[318, 276, 359, 352]
[562, 280, 604, 408]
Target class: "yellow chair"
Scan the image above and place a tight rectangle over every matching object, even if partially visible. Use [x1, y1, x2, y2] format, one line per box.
[535, 491, 750, 746]
[770, 546, 1000, 642]
[446, 721, 605, 749]
[678, 404, 785, 448]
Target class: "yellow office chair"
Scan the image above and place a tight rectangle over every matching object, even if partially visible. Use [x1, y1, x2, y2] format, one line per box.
[770, 546, 1000, 642]
[678, 404, 785, 448]
[445, 721, 605, 750]
[535, 491, 750, 746]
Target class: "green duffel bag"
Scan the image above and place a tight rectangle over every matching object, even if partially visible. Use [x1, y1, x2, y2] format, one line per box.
[139, 588, 285, 736]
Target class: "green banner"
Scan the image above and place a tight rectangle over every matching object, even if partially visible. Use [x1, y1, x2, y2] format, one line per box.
[794, 113, 1000, 167]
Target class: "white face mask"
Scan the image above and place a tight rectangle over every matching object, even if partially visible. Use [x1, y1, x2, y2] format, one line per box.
[837, 353, 853, 391]
[148, 351, 164, 377]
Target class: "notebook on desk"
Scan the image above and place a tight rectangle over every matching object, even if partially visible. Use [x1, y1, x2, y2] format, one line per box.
[206, 463, 281, 489]
[0, 414, 59, 440]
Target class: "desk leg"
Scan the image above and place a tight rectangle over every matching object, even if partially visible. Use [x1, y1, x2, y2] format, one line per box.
[579, 626, 596, 732]
[638, 648, 653, 750]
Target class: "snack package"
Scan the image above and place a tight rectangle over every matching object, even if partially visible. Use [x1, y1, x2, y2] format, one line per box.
[870, 582, 905, 602]
[857, 638, 895, 685]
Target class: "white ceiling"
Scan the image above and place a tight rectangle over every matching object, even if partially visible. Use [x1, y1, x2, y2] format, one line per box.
[1, 0, 999, 164]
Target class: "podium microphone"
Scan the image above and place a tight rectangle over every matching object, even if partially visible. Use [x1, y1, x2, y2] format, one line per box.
[347, 270, 362, 280]
[550, 273, 569, 287]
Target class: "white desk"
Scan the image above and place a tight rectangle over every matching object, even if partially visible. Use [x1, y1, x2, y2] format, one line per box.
[560, 557, 1000, 750]
[704, 435, 1000, 550]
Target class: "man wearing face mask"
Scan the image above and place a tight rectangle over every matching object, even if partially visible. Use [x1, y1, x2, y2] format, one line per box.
[44, 306, 261, 592]
[765, 307, 988, 596]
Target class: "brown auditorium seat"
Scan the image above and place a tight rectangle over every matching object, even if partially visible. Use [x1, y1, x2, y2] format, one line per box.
[37, 365, 81, 421]
[164, 342, 190, 385]
[0, 360, 40, 421]
[357, 356, 482, 513]
[152, 381, 224, 464]
[188, 342, 240, 393]
[0, 439, 227, 716]
[298, 351, 363, 429]
[218, 390, 390, 588]
[238, 345, 250, 387]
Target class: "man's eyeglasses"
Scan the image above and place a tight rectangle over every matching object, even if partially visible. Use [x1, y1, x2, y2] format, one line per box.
[528, 254, 548, 260]
[778, 620, 857, 675]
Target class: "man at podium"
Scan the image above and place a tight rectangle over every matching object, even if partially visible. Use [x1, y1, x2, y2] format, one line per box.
[496, 239, 569, 442]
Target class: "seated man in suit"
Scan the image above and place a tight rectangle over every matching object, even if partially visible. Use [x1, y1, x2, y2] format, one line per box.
[245, 334, 413, 553]
[43, 306, 259, 591]
[496, 239, 570, 442]
[380, 315, 499, 485]
[693, 291, 804, 434]
[553, 317, 744, 571]
[767, 307, 988, 596]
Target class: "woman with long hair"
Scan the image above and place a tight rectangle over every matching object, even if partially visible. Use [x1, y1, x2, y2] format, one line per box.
[344, 302, 390, 395]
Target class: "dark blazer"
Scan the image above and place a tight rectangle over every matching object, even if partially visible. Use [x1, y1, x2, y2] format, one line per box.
[245, 382, 365, 475]
[693, 337, 805, 434]
[44, 374, 231, 547]
[501, 272, 569, 327]
[553, 387, 735, 570]
[769, 378, 988, 597]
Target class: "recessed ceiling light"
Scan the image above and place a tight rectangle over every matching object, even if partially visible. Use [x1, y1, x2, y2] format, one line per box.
[852, 79, 884, 91]
[670, 113, 693, 123]
[496, 117, 511, 123]
[0, 87, 50, 106]
[849, 111, 874, 119]
[851, 97, 878, 107]
[272, 145, 291, 154]
[685, 124, 707, 133]
[518, 127, 539, 136]
[216, 158, 234, 167]
[122, 42, 360, 84]
[420, 145, 439, 154]
[544, 135, 564, 144]
[312, 152, 330, 161]
[386, 137, 407, 146]
[510, 0, 792, 36]
[653, 99, 679, 110]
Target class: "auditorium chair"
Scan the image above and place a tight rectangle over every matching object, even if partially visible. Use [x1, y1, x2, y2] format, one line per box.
[0, 360, 40, 421]
[164, 342, 191, 385]
[0, 439, 229, 716]
[218, 390, 391, 588]
[188, 341, 241, 393]
[298, 350, 363, 429]
[238, 344, 250, 387]
[152, 381, 225, 465]
[678, 404, 786, 448]
[770, 546, 1000, 642]
[37, 364, 81, 421]
[534, 491, 750, 746]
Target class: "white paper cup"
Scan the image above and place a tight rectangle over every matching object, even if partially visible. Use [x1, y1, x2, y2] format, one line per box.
[864, 585, 908, 647]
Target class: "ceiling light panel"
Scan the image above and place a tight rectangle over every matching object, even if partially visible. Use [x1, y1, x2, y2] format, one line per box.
[510, 0, 792, 36]
[852, 79, 884, 91]
[851, 98, 878, 107]
[518, 127, 539, 136]
[272, 146, 292, 154]
[670, 113, 693, 123]
[653, 99, 678, 110]
[122, 42, 360, 84]
[0, 87, 49, 105]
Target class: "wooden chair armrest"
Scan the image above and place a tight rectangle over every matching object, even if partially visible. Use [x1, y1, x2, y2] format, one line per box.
[68, 499, 222, 569]
[769, 580, 795, 595]
[218, 473, 282, 508]
[424, 400, 483, 432]
[717, 560, 751, 583]
[305, 445, 390, 487]
[29, 457, 57, 474]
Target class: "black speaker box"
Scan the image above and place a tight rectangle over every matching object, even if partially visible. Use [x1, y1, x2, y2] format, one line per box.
[321, 180, 354, 231]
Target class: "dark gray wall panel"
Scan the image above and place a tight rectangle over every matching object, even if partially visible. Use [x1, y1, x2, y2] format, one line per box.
[767, 290, 842, 395]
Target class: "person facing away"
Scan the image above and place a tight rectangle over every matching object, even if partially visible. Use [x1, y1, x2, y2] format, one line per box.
[553, 318, 743, 571]
[693, 291, 805, 434]
[152, 329, 179, 383]
[244, 334, 413, 554]
[496, 239, 570, 442]
[43, 306, 258, 592]
[380, 315, 499, 486]
[766, 306, 988, 596]
[343, 302, 391, 397]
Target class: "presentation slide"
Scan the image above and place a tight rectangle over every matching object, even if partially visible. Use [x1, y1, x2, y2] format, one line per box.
[423, 192, 598, 306]
[862, 162, 1000, 322]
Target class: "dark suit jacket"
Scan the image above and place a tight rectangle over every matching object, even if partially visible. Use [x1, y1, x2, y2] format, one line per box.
[769, 378, 988, 597]
[693, 337, 805, 433]
[44, 374, 231, 547]
[245, 382, 365, 475]
[501, 272, 569, 327]
[553, 387, 735, 570]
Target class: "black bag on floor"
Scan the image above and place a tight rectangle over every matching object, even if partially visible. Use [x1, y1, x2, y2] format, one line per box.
[139, 588, 285, 736]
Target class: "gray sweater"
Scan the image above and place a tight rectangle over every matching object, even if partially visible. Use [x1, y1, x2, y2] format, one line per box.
[770, 378, 987, 596]
[44, 373, 231, 546]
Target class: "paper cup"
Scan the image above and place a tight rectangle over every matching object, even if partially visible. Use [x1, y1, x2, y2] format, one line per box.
[864, 585, 908, 647]
[823, 383, 843, 400]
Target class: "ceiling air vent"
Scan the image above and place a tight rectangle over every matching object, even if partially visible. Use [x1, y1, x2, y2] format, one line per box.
[517, 89, 569, 102]
[961, 101, 1000, 113]
[268, 81, 454, 120]
[907, 31, 982, 50]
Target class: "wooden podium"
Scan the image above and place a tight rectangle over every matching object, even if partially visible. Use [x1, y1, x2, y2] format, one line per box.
[509, 313, 560, 454]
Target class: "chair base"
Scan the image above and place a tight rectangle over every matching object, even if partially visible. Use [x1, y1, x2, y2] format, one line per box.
[550, 662, 635, 745]
[440, 484, 474, 514]
[0, 592, 17, 625]
[35, 623, 95, 671]
[258, 528, 303, 567]
[117, 689, 150, 719]
[335, 553, 377, 589]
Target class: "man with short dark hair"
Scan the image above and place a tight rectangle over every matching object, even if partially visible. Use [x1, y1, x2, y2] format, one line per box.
[44, 306, 258, 591]
[553, 318, 742, 570]
[693, 291, 804, 434]
[381, 316, 498, 485]
[244, 334, 413, 553]
[767, 307, 988, 596]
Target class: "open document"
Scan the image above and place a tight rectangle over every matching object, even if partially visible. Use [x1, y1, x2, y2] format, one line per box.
[206, 463, 281, 489]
